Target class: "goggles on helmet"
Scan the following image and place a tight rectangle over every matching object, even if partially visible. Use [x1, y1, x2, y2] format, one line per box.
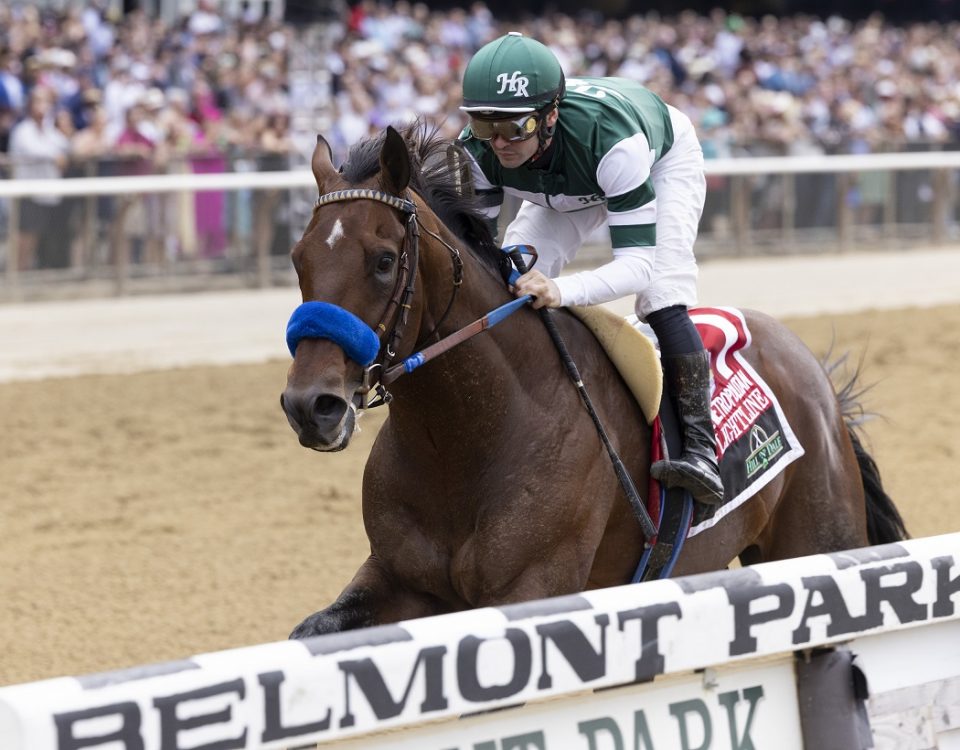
[469, 113, 540, 142]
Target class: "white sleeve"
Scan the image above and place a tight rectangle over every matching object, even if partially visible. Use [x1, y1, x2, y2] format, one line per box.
[551, 133, 660, 306]
[461, 145, 502, 221]
[553, 245, 654, 307]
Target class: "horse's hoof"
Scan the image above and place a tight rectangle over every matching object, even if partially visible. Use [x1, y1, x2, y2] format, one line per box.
[289, 611, 339, 639]
[289, 615, 321, 640]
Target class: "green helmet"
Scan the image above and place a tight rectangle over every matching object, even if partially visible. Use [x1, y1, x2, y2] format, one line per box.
[460, 32, 565, 117]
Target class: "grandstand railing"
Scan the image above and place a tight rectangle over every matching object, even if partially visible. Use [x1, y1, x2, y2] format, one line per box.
[1, 150, 959, 301]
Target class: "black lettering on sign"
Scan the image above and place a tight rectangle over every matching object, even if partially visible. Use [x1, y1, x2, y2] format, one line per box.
[258, 670, 331, 742]
[633, 709, 655, 750]
[458, 629, 532, 702]
[861, 561, 927, 627]
[728, 583, 795, 656]
[55, 702, 143, 750]
[932, 555, 960, 617]
[536, 614, 609, 689]
[718, 686, 764, 750]
[339, 645, 447, 727]
[578, 716, 624, 750]
[618, 602, 683, 682]
[793, 575, 872, 643]
[501, 730, 547, 749]
[153, 678, 247, 750]
[669, 698, 712, 750]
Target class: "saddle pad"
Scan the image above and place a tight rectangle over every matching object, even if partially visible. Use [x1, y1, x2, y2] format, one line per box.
[688, 307, 806, 535]
[627, 307, 805, 537]
[568, 304, 662, 425]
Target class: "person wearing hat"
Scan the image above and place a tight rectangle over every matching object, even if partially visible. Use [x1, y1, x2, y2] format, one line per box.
[459, 32, 723, 506]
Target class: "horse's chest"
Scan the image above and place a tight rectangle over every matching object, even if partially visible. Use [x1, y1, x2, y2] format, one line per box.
[369, 507, 500, 608]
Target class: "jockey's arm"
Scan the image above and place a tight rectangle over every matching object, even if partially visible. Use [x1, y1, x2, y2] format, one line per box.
[552, 243, 655, 306]
[549, 133, 659, 307]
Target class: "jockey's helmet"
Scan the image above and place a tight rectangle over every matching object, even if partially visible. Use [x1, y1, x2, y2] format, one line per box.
[460, 32, 565, 118]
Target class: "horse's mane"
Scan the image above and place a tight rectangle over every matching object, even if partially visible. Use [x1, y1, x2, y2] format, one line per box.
[340, 120, 504, 275]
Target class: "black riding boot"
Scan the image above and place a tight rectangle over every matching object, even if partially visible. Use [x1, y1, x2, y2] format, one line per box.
[650, 350, 725, 505]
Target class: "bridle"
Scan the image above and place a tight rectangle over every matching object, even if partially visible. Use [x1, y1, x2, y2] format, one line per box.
[313, 188, 465, 405]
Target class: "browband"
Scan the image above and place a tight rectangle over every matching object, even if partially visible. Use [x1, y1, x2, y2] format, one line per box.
[316, 189, 417, 216]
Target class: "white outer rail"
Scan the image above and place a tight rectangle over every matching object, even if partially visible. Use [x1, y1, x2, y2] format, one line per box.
[0, 533, 957, 750]
[0, 150, 959, 199]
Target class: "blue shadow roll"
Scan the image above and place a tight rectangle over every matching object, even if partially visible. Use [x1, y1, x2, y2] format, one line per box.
[286, 301, 380, 366]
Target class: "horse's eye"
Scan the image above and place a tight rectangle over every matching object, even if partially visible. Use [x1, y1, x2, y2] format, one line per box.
[376, 253, 396, 273]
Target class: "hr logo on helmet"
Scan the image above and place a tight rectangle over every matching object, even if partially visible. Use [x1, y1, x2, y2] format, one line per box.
[496, 71, 530, 97]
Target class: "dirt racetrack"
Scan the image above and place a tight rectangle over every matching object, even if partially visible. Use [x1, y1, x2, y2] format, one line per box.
[1, 303, 959, 687]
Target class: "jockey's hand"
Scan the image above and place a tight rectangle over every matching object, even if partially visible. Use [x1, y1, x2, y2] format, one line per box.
[513, 269, 561, 309]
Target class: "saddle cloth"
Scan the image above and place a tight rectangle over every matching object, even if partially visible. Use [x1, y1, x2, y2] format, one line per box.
[573, 304, 804, 538]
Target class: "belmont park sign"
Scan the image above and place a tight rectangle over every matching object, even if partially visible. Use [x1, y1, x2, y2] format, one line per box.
[1, 536, 958, 750]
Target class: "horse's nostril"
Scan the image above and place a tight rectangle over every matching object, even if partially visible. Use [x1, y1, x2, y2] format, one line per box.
[314, 394, 347, 421]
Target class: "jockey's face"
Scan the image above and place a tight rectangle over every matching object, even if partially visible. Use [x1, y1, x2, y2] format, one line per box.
[488, 108, 559, 169]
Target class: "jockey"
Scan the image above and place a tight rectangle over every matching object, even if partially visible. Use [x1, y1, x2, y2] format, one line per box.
[458, 32, 724, 506]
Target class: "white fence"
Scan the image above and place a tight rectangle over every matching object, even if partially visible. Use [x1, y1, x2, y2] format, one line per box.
[1, 532, 958, 749]
[2, 149, 960, 301]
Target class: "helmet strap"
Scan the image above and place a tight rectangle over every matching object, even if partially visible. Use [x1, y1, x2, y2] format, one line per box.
[540, 100, 559, 138]
[524, 100, 559, 166]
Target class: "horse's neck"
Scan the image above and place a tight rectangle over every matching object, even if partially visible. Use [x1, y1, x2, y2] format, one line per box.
[387, 229, 549, 439]
[418, 230, 512, 345]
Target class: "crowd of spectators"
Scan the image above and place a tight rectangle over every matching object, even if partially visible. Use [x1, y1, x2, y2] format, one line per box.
[323, 3, 960, 158]
[2, 0, 960, 269]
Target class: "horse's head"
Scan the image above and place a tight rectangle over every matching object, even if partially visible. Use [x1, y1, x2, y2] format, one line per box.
[281, 126, 420, 451]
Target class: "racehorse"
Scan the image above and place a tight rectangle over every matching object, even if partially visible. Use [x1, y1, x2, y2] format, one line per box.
[281, 122, 907, 638]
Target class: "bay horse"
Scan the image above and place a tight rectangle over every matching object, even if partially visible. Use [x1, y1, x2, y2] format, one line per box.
[281, 122, 907, 638]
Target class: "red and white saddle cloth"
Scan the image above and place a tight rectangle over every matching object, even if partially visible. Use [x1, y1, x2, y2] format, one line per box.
[635, 306, 805, 537]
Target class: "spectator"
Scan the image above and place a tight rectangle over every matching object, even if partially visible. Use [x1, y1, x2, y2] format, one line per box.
[255, 110, 295, 257]
[0, 47, 25, 115]
[114, 102, 163, 264]
[8, 85, 70, 270]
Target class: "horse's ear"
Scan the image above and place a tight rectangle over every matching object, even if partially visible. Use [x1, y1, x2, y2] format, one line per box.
[379, 126, 410, 194]
[312, 134, 336, 189]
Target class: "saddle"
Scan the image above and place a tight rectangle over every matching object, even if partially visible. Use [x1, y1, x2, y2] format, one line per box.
[568, 305, 662, 424]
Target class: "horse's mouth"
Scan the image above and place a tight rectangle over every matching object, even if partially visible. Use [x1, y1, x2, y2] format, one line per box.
[299, 402, 357, 452]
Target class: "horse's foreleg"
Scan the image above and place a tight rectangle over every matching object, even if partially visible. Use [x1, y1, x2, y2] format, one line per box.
[289, 555, 443, 639]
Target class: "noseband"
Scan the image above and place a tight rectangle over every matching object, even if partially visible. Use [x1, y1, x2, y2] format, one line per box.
[288, 187, 465, 404]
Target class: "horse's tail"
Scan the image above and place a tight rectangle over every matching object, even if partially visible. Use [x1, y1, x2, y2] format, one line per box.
[828, 354, 910, 544]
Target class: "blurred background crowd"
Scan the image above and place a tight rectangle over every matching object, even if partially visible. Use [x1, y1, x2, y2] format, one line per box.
[2, 0, 960, 270]
[5, 1, 960, 168]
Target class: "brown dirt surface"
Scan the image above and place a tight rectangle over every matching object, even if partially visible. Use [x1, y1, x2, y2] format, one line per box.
[1, 304, 958, 687]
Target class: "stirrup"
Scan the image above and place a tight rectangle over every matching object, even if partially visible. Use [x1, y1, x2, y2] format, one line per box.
[651, 457, 724, 505]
